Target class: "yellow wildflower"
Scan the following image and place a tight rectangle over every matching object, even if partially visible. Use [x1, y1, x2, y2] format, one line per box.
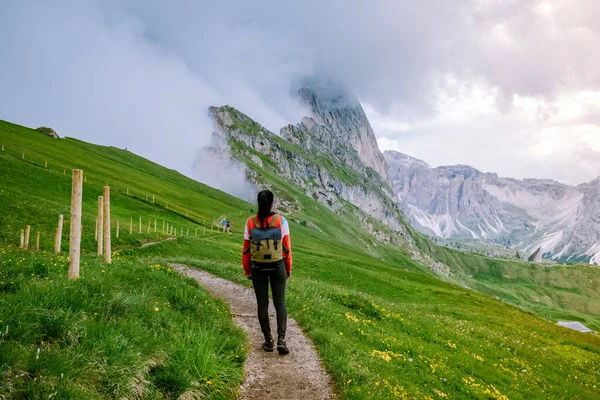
[345, 312, 359, 323]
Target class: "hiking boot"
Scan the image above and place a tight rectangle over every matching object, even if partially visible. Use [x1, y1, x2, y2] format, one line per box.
[277, 339, 289, 355]
[262, 339, 274, 352]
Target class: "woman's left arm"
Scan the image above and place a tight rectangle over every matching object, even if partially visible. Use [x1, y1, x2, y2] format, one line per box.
[242, 220, 252, 277]
[281, 217, 292, 276]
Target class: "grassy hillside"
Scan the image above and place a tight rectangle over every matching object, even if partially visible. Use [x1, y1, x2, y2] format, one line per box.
[1, 120, 600, 399]
[222, 106, 600, 332]
[415, 234, 600, 330]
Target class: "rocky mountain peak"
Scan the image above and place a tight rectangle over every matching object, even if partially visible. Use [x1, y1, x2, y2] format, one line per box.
[295, 78, 390, 183]
[383, 150, 431, 169]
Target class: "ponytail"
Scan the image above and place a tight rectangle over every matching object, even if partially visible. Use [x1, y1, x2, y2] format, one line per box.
[257, 190, 274, 226]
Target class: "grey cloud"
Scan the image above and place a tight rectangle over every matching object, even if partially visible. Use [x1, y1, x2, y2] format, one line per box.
[0, 0, 598, 187]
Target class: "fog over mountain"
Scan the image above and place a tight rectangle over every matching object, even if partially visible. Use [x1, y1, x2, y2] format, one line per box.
[1, 1, 599, 186]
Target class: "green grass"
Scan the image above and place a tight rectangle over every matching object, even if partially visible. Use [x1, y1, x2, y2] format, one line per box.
[2, 119, 600, 399]
[0, 248, 246, 399]
[415, 234, 600, 331]
[133, 237, 600, 399]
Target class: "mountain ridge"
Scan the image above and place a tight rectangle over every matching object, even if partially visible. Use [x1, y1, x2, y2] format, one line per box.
[385, 149, 600, 264]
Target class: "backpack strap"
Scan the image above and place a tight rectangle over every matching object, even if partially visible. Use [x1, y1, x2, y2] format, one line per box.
[269, 215, 281, 228]
[251, 216, 260, 228]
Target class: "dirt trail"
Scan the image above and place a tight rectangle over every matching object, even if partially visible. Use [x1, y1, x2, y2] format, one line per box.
[140, 233, 225, 248]
[171, 264, 335, 400]
[140, 237, 177, 248]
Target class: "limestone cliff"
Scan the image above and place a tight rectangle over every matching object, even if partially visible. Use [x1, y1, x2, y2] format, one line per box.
[295, 78, 391, 184]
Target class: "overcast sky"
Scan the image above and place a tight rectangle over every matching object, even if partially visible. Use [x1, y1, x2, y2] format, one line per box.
[1, 0, 598, 185]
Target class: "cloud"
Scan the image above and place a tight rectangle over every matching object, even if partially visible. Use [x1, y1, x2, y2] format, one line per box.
[375, 84, 600, 184]
[0, 0, 598, 188]
[0, 0, 310, 180]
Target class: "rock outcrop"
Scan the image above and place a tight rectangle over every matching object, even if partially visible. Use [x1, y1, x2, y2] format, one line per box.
[35, 126, 59, 138]
[207, 103, 411, 242]
[528, 247, 543, 263]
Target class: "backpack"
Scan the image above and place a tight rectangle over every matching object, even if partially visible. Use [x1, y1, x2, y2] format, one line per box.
[249, 215, 283, 264]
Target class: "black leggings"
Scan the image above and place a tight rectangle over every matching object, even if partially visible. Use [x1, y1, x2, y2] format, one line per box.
[251, 264, 287, 341]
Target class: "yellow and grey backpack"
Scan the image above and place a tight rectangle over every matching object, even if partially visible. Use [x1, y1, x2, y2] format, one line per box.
[250, 215, 283, 264]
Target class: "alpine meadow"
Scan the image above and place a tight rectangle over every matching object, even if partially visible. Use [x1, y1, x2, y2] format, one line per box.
[2, 2, 600, 399]
[1, 115, 599, 399]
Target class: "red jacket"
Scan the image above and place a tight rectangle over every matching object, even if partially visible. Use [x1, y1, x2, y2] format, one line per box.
[242, 214, 292, 276]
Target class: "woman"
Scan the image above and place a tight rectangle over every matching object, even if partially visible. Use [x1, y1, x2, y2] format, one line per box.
[242, 190, 292, 354]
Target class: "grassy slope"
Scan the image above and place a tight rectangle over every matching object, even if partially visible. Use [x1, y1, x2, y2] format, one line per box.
[0, 250, 245, 399]
[0, 121, 250, 399]
[416, 234, 600, 330]
[1, 120, 600, 399]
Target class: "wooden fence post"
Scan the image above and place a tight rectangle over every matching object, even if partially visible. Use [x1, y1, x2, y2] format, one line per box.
[174, 227, 176, 236]
[35, 232, 40, 251]
[154, 218, 157, 232]
[103, 186, 111, 264]
[69, 169, 83, 279]
[45, 161, 48, 168]
[127, 188, 129, 195]
[116, 220, 120, 238]
[195, 227, 198, 236]
[152, 194, 155, 203]
[63, 169, 65, 175]
[97, 196, 104, 256]
[20, 229, 24, 248]
[162, 220, 165, 233]
[139, 217, 142, 233]
[24, 225, 31, 250]
[147, 219, 151, 233]
[130, 217, 133, 234]
[55, 215, 63, 253]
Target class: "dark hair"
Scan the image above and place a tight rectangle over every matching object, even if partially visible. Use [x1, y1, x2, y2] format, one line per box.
[257, 190, 274, 225]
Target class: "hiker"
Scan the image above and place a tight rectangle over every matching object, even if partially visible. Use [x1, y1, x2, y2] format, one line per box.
[221, 219, 227, 232]
[243, 190, 292, 355]
[226, 221, 231, 233]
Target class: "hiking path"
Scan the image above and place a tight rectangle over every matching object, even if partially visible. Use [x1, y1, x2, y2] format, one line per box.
[171, 264, 335, 400]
